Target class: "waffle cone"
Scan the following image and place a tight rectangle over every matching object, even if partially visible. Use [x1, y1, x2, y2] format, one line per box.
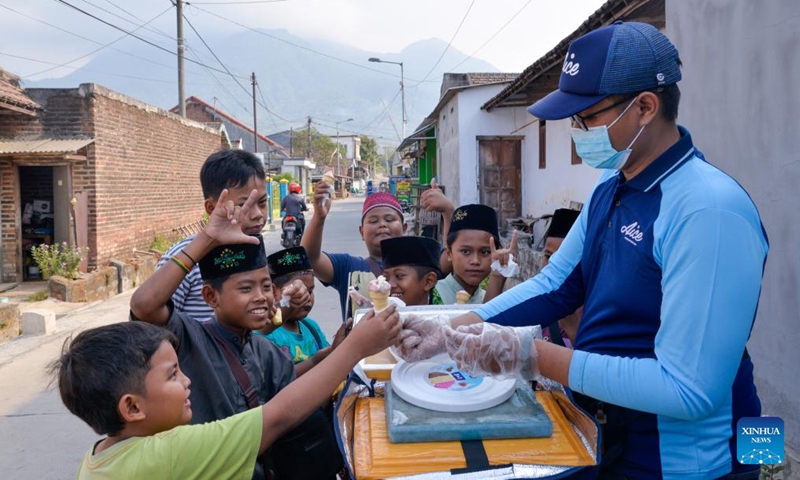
[369, 291, 389, 311]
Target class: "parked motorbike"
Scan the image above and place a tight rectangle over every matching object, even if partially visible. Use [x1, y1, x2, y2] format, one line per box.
[281, 215, 302, 248]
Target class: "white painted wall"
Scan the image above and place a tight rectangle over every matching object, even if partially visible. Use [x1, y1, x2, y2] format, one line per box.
[668, 0, 800, 458]
[439, 83, 600, 215]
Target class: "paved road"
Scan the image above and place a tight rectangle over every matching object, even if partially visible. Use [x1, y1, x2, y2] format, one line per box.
[0, 196, 367, 479]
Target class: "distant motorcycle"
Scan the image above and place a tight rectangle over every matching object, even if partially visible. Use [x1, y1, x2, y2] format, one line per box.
[281, 215, 302, 248]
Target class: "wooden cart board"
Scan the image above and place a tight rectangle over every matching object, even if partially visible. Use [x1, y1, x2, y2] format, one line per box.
[353, 391, 595, 480]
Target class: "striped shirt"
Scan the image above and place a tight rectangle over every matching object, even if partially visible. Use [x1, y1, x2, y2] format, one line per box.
[157, 235, 214, 322]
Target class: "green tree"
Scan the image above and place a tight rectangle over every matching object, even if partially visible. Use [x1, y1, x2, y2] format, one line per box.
[360, 135, 380, 175]
[291, 128, 340, 167]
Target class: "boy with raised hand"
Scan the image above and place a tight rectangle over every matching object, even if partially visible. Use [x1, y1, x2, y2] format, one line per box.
[380, 236, 443, 306]
[256, 246, 347, 377]
[130, 188, 327, 480]
[302, 182, 407, 319]
[55, 305, 400, 479]
[157, 149, 269, 323]
[434, 204, 518, 305]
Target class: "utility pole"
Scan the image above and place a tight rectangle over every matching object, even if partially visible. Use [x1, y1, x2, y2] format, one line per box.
[289, 127, 293, 156]
[176, 0, 185, 117]
[306, 116, 312, 159]
[251, 72, 258, 153]
[399, 62, 406, 140]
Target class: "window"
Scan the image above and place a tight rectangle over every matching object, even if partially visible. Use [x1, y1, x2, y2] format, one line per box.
[538, 120, 546, 169]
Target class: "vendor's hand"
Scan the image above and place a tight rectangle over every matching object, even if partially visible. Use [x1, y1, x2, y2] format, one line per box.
[394, 314, 448, 362]
[490, 230, 519, 268]
[203, 189, 262, 247]
[444, 323, 541, 379]
[347, 305, 401, 358]
[312, 180, 332, 219]
[420, 178, 455, 216]
[281, 279, 310, 309]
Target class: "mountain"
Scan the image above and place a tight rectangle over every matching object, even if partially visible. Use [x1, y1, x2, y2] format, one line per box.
[25, 29, 500, 143]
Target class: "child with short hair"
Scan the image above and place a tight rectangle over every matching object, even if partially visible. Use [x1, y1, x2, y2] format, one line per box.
[130, 189, 339, 480]
[256, 246, 346, 377]
[157, 149, 269, 322]
[435, 204, 517, 305]
[302, 186, 407, 319]
[54, 306, 400, 479]
[380, 236, 442, 306]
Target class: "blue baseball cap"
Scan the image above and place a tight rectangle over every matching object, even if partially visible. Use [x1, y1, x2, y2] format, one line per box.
[528, 21, 682, 120]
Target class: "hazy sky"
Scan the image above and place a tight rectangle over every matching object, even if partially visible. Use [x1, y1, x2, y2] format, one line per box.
[0, 0, 608, 78]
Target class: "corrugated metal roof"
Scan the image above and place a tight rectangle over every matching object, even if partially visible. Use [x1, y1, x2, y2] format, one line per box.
[0, 137, 94, 155]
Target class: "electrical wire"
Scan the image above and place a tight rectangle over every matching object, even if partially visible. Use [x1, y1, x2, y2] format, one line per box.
[447, 0, 534, 72]
[412, 0, 476, 87]
[75, 0, 176, 42]
[22, 5, 174, 78]
[50, 0, 248, 78]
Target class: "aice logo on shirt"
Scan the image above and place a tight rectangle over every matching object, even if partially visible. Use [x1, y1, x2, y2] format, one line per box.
[620, 222, 644, 246]
[737, 416, 784, 465]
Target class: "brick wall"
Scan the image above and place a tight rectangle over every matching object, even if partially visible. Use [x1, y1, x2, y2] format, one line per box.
[1, 85, 222, 280]
[89, 86, 221, 267]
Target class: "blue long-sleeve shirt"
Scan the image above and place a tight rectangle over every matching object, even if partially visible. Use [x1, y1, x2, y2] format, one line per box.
[476, 128, 768, 479]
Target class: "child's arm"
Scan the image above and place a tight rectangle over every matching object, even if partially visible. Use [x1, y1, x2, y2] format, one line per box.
[257, 305, 401, 453]
[420, 179, 455, 276]
[130, 189, 261, 325]
[484, 231, 519, 302]
[293, 320, 347, 377]
[301, 180, 335, 283]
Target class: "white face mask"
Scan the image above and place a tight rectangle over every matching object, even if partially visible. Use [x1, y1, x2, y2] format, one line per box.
[571, 99, 645, 170]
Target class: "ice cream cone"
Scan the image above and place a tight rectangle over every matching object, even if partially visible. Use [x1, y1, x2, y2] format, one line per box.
[456, 290, 470, 305]
[369, 291, 389, 311]
[271, 308, 283, 326]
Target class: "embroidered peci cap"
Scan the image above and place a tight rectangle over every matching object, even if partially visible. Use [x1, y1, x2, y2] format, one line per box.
[199, 234, 268, 282]
[545, 209, 580, 239]
[380, 236, 442, 279]
[449, 204, 501, 247]
[362, 192, 403, 219]
[528, 21, 682, 120]
[267, 246, 312, 279]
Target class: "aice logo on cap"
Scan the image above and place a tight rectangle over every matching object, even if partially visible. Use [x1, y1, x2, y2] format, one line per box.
[737, 416, 784, 465]
[562, 53, 580, 76]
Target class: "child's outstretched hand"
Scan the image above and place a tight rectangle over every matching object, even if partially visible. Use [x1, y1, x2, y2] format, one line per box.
[203, 188, 262, 247]
[420, 178, 454, 215]
[347, 305, 401, 358]
[312, 180, 333, 219]
[279, 279, 310, 309]
[490, 230, 519, 269]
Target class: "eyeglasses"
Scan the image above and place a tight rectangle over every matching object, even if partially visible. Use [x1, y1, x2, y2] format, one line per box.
[570, 95, 637, 131]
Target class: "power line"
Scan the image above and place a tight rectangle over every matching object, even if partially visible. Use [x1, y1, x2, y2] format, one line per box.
[190, 0, 295, 3]
[22, 5, 174, 78]
[50, 0, 248, 78]
[255, 83, 280, 130]
[447, 0, 534, 72]
[0, 51, 194, 85]
[412, 0, 477, 86]
[185, 2, 423, 82]
[75, 0, 176, 42]
[0, 3, 192, 75]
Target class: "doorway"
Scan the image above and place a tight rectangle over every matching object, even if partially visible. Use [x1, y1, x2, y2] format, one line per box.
[19, 165, 70, 280]
[477, 137, 522, 232]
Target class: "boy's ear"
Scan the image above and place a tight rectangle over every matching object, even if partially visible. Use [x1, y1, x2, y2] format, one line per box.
[203, 198, 216, 215]
[444, 246, 453, 262]
[118, 393, 146, 423]
[401, 222, 408, 234]
[358, 225, 365, 241]
[202, 284, 219, 308]
[423, 271, 438, 292]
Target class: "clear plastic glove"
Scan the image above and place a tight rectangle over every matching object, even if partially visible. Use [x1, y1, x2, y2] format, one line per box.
[392, 314, 449, 363]
[444, 323, 541, 380]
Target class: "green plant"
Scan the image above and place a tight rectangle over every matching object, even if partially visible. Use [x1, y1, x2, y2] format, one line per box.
[761, 464, 785, 480]
[26, 290, 48, 302]
[271, 172, 295, 183]
[150, 233, 172, 253]
[30, 242, 88, 280]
